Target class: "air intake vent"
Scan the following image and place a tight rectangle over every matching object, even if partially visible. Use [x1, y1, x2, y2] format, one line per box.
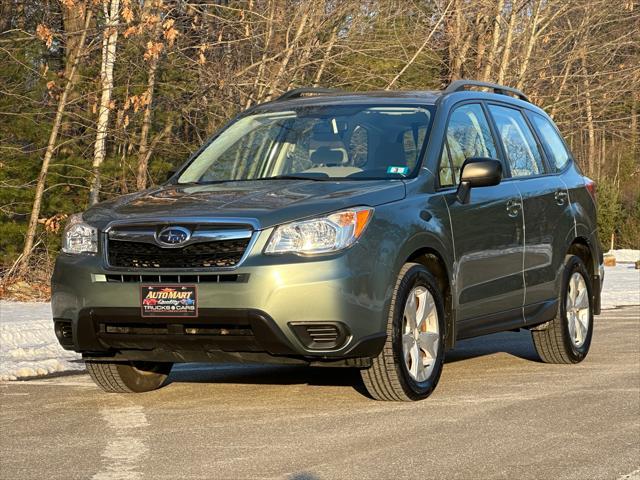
[103, 274, 249, 284]
[289, 322, 349, 350]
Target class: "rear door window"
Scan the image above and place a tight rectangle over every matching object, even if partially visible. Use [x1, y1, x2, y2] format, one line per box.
[488, 104, 545, 177]
[528, 112, 571, 172]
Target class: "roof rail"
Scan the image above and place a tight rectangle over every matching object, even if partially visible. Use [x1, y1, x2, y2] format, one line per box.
[276, 87, 342, 101]
[444, 80, 530, 103]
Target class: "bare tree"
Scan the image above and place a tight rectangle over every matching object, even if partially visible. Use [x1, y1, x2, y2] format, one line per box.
[12, 4, 93, 276]
[89, 0, 120, 205]
[135, 0, 164, 191]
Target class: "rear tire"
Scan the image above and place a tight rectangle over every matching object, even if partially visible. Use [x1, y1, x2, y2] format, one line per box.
[531, 255, 593, 364]
[85, 360, 173, 393]
[360, 263, 445, 401]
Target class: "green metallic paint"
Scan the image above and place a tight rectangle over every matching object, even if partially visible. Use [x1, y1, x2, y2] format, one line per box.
[51, 89, 603, 364]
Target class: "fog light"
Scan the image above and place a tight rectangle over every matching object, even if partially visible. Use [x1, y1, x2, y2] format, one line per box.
[54, 320, 74, 347]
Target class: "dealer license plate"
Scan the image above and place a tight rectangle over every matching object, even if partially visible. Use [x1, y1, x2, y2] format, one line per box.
[140, 285, 198, 318]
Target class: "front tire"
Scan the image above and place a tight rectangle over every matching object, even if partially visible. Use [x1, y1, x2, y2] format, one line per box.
[531, 255, 594, 364]
[86, 360, 173, 393]
[360, 263, 445, 401]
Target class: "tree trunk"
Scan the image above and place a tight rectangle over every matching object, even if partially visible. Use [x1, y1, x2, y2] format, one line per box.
[62, 1, 88, 81]
[631, 73, 638, 157]
[245, 0, 276, 108]
[548, 54, 575, 119]
[581, 50, 596, 177]
[481, 0, 505, 82]
[515, 0, 540, 91]
[313, 23, 339, 86]
[135, 0, 163, 191]
[265, 8, 310, 100]
[450, 11, 480, 81]
[89, 0, 120, 206]
[496, 0, 518, 84]
[13, 6, 93, 277]
[386, 0, 452, 90]
[135, 57, 159, 191]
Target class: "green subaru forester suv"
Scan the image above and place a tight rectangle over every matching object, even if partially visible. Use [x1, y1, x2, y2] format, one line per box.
[53, 80, 603, 401]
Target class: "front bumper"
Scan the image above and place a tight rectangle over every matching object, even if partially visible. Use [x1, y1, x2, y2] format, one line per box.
[51, 232, 393, 363]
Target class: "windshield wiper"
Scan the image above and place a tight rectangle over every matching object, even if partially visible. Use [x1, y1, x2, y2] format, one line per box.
[176, 180, 235, 185]
[261, 175, 327, 181]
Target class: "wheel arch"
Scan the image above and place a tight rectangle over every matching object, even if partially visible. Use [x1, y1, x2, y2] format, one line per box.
[405, 246, 456, 350]
[566, 237, 595, 277]
[565, 235, 601, 314]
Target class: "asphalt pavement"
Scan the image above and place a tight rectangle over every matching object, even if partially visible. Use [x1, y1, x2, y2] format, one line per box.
[1, 306, 638, 480]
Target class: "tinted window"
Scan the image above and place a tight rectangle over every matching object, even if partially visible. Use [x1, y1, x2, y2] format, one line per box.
[529, 112, 571, 171]
[178, 106, 433, 183]
[438, 103, 497, 186]
[488, 105, 545, 177]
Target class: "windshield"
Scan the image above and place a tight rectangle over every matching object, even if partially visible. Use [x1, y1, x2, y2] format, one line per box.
[177, 105, 433, 183]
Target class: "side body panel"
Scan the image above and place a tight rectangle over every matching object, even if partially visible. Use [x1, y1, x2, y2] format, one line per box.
[514, 177, 575, 308]
[445, 184, 525, 321]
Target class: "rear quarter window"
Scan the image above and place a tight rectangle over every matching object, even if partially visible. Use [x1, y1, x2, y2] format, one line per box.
[528, 112, 571, 172]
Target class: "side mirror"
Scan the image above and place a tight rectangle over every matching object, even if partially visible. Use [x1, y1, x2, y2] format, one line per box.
[456, 157, 502, 204]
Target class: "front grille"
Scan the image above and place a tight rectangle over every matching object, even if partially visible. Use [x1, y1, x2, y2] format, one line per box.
[107, 238, 250, 269]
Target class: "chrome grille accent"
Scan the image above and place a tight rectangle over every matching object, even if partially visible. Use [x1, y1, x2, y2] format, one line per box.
[104, 221, 254, 270]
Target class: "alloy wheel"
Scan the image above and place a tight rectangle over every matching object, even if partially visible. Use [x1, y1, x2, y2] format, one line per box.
[402, 286, 440, 382]
[566, 272, 590, 348]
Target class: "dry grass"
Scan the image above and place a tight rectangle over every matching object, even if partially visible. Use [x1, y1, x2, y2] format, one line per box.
[1, 252, 53, 302]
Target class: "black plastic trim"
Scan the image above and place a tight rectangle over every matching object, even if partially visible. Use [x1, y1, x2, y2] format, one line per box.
[276, 87, 342, 101]
[523, 299, 559, 326]
[457, 307, 524, 340]
[592, 275, 602, 315]
[65, 307, 388, 363]
[444, 80, 530, 103]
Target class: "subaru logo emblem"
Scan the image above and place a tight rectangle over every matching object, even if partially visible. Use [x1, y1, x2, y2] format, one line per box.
[156, 226, 191, 246]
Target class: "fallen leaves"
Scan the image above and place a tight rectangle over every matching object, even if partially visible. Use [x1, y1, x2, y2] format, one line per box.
[0, 280, 51, 302]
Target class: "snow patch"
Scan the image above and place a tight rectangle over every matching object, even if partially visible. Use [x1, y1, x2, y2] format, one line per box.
[0, 301, 82, 381]
[601, 264, 640, 310]
[605, 249, 640, 263]
[93, 406, 149, 480]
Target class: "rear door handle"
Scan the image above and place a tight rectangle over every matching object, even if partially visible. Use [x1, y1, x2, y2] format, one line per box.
[506, 198, 522, 217]
[554, 190, 568, 205]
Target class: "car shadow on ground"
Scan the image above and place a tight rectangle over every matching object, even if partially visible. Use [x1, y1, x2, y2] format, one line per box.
[445, 329, 540, 363]
[166, 362, 374, 398]
[165, 329, 541, 394]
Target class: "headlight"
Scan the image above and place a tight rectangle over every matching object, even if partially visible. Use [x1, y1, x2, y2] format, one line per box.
[62, 213, 98, 254]
[265, 207, 373, 255]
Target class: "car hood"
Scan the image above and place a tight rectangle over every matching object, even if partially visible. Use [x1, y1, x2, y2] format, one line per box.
[83, 179, 406, 229]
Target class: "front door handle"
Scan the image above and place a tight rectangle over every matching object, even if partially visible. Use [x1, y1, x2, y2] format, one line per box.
[506, 198, 522, 217]
[554, 190, 568, 205]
